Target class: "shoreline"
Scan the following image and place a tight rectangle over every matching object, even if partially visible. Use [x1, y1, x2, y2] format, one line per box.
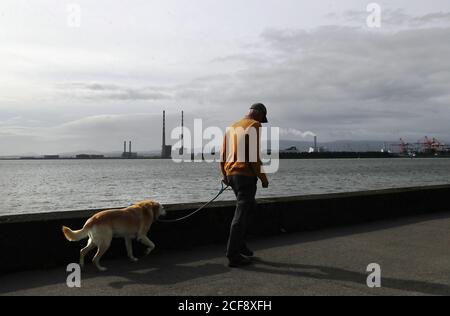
[2, 152, 450, 160]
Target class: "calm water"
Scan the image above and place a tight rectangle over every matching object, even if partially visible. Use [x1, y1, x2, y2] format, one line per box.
[1, 158, 450, 215]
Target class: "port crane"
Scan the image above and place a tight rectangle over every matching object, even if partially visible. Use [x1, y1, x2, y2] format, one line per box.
[390, 138, 414, 155]
[391, 136, 450, 156]
[415, 136, 448, 155]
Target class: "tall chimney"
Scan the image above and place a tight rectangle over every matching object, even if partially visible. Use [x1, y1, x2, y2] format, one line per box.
[161, 111, 167, 158]
[162, 111, 166, 147]
[180, 110, 184, 155]
[124, 141, 126, 153]
[129, 141, 132, 154]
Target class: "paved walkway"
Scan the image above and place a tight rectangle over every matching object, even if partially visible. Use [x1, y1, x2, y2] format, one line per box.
[1, 212, 450, 296]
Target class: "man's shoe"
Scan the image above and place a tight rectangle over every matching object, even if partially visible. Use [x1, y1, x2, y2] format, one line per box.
[240, 247, 254, 257]
[228, 255, 252, 268]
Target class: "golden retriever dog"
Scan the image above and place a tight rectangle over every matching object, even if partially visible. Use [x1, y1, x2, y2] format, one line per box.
[62, 200, 165, 271]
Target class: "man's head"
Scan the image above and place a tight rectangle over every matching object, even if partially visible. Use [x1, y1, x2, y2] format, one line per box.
[248, 103, 268, 123]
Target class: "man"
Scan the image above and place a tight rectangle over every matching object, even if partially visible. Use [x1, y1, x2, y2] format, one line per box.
[220, 103, 269, 268]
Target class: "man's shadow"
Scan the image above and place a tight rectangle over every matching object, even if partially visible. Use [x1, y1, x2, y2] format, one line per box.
[97, 255, 450, 296]
[3, 254, 449, 296]
[242, 257, 450, 296]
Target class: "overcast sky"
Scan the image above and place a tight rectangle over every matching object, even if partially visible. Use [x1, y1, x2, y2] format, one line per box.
[1, 0, 450, 155]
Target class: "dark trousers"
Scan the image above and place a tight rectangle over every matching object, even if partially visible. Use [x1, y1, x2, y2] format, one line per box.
[226, 175, 257, 258]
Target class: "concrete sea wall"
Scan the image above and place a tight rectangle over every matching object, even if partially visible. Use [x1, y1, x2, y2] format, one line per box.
[1, 184, 449, 275]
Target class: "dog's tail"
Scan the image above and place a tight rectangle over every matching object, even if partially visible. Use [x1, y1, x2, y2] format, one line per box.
[62, 226, 89, 242]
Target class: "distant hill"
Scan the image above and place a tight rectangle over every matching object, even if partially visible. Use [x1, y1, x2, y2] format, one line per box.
[57, 150, 109, 157]
[56, 150, 161, 158]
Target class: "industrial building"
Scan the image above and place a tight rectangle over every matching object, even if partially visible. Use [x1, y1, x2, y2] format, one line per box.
[122, 141, 138, 159]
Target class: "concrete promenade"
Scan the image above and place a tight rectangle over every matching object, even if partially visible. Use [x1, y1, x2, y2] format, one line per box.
[1, 212, 449, 296]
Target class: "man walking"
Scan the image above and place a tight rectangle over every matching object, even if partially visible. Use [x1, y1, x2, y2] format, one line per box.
[220, 103, 269, 268]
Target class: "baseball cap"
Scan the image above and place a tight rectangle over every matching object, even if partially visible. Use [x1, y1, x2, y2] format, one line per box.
[250, 103, 268, 123]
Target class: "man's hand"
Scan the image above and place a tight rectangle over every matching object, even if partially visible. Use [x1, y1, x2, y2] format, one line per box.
[261, 179, 269, 188]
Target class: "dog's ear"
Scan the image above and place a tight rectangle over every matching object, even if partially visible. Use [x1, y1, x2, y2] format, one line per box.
[135, 200, 165, 218]
[135, 200, 156, 212]
[136, 200, 152, 210]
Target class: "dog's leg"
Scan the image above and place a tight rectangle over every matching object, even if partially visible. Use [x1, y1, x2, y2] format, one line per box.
[125, 237, 138, 262]
[92, 240, 111, 272]
[138, 235, 156, 256]
[80, 238, 95, 268]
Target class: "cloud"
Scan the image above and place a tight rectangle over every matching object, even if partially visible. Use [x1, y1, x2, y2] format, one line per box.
[0, 113, 166, 155]
[342, 9, 450, 28]
[210, 53, 269, 66]
[57, 82, 173, 101]
[3, 7, 450, 155]
[280, 128, 316, 138]
[412, 12, 450, 25]
[175, 23, 450, 141]
[0, 116, 23, 126]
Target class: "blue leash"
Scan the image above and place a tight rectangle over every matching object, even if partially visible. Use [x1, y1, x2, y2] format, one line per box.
[157, 181, 230, 223]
